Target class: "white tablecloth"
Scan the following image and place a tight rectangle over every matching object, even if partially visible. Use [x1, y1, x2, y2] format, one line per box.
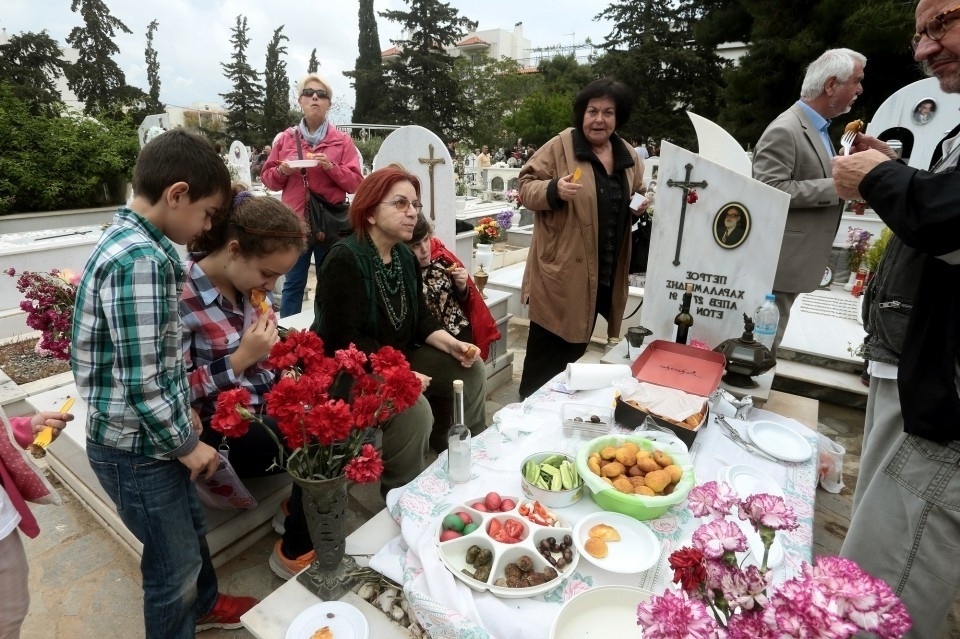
[370, 379, 818, 639]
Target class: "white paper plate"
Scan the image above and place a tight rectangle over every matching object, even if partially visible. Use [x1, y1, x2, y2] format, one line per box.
[747, 420, 813, 463]
[549, 585, 655, 639]
[287, 159, 319, 168]
[573, 511, 660, 574]
[718, 464, 784, 499]
[285, 602, 369, 639]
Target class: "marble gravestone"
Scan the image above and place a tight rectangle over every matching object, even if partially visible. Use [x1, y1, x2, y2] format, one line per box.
[228, 140, 252, 188]
[867, 76, 960, 170]
[373, 125, 456, 249]
[639, 141, 790, 349]
[689, 112, 752, 177]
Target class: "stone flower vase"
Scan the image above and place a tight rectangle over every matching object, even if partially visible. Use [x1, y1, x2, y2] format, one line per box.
[293, 473, 358, 600]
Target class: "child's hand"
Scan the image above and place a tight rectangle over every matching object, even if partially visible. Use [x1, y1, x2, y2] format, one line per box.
[450, 266, 468, 295]
[30, 411, 73, 440]
[179, 441, 220, 481]
[233, 313, 279, 373]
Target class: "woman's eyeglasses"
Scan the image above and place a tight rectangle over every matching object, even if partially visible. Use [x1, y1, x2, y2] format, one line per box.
[912, 4, 960, 49]
[301, 88, 329, 99]
[381, 198, 424, 213]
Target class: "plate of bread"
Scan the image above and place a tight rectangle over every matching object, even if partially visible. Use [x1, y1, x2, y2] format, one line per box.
[572, 511, 660, 574]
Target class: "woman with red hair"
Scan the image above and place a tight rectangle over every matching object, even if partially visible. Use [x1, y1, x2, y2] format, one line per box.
[310, 166, 486, 494]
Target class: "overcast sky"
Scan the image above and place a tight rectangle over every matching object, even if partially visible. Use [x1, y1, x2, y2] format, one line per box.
[3, 0, 615, 120]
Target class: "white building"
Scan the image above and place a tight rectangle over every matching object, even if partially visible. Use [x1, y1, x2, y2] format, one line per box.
[382, 22, 533, 67]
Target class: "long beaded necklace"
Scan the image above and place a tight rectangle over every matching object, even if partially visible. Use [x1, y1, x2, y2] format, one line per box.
[373, 245, 408, 329]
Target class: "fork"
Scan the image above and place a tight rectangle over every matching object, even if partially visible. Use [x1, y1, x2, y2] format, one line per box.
[714, 414, 778, 462]
[839, 130, 856, 156]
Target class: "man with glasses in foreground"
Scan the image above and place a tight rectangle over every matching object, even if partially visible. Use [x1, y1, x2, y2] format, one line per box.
[752, 48, 866, 355]
[832, 1, 960, 635]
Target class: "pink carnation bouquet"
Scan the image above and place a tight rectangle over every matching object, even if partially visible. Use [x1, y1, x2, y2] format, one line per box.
[636, 480, 911, 639]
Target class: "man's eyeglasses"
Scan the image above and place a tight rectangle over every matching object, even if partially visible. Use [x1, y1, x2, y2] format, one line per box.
[912, 4, 960, 49]
[381, 197, 424, 213]
[301, 88, 329, 99]
[725, 211, 741, 218]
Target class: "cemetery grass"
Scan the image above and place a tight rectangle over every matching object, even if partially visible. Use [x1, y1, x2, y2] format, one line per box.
[0, 338, 71, 384]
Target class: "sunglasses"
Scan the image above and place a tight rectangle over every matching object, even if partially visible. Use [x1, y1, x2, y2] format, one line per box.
[301, 88, 329, 99]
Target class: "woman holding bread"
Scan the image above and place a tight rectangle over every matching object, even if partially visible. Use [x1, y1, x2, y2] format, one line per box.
[311, 166, 486, 492]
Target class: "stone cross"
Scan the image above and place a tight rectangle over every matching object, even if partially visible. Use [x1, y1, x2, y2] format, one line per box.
[667, 163, 708, 266]
[419, 144, 446, 221]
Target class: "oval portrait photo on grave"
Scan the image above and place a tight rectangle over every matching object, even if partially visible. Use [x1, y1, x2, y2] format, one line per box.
[713, 203, 750, 249]
[913, 98, 936, 125]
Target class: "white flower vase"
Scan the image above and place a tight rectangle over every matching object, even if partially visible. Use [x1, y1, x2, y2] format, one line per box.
[474, 242, 494, 274]
[510, 210, 521, 229]
[455, 196, 467, 214]
[843, 269, 859, 292]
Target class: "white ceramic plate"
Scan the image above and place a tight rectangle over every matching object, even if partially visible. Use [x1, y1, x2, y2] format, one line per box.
[718, 464, 784, 499]
[287, 159, 319, 168]
[747, 420, 813, 463]
[285, 601, 369, 639]
[573, 511, 661, 574]
[549, 585, 655, 639]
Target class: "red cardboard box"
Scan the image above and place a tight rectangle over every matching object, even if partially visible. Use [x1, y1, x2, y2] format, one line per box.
[615, 340, 725, 446]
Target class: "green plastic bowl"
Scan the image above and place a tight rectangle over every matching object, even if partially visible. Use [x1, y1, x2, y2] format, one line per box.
[574, 434, 694, 521]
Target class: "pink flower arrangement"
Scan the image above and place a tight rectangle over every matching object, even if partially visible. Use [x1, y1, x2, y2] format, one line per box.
[6, 267, 80, 360]
[212, 329, 421, 483]
[846, 227, 873, 271]
[636, 480, 911, 639]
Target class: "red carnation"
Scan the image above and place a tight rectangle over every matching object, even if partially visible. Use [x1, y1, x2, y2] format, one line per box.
[211, 387, 253, 438]
[344, 444, 384, 483]
[669, 547, 707, 593]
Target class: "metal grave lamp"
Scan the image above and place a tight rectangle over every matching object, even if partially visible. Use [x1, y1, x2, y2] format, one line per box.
[712, 313, 776, 388]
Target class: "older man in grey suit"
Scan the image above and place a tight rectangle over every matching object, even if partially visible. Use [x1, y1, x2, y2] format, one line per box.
[753, 48, 866, 353]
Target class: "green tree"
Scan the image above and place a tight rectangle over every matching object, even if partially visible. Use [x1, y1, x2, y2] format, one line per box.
[144, 19, 163, 114]
[307, 48, 319, 74]
[379, 0, 476, 140]
[0, 84, 137, 214]
[220, 15, 264, 145]
[538, 54, 595, 96]
[66, 0, 134, 116]
[453, 55, 542, 149]
[0, 30, 69, 116]
[503, 90, 574, 147]
[592, 0, 729, 150]
[347, 0, 385, 124]
[696, 0, 916, 146]
[262, 26, 291, 137]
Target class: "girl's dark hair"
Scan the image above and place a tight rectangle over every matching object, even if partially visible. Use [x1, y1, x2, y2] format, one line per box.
[410, 213, 433, 244]
[189, 183, 306, 257]
[572, 78, 634, 131]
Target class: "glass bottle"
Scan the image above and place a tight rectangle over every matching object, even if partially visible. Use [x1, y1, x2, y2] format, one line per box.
[674, 283, 694, 344]
[447, 379, 471, 483]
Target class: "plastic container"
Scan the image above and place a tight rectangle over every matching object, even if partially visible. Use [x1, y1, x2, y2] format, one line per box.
[520, 451, 583, 508]
[753, 294, 779, 351]
[575, 434, 694, 521]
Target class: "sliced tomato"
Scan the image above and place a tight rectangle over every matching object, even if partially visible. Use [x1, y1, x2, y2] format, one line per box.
[518, 504, 530, 516]
[503, 519, 524, 540]
[533, 501, 550, 518]
[487, 518, 503, 537]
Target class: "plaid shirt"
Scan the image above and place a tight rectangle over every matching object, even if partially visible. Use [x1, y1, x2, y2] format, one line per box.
[70, 208, 197, 459]
[180, 259, 276, 424]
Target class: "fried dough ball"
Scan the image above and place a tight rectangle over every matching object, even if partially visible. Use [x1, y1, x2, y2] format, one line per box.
[627, 464, 644, 477]
[600, 446, 618, 461]
[601, 461, 626, 478]
[628, 475, 645, 487]
[652, 450, 673, 468]
[664, 464, 683, 483]
[636, 449, 652, 460]
[620, 441, 640, 455]
[635, 485, 656, 496]
[613, 477, 634, 494]
[589, 524, 621, 541]
[587, 456, 601, 475]
[601, 476, 614, 486]
[644, 469, 671, 493]
[662, 483, 676, 495]
[614, 447, 638, 467]
[636, 457, 660, 473]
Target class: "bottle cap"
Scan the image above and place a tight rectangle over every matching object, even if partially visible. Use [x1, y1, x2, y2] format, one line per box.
[765, 293, 775, 301]
[453, 379, 464, 391]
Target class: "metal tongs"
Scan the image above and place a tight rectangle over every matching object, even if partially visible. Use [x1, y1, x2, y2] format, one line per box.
[714, 413, 778, 462]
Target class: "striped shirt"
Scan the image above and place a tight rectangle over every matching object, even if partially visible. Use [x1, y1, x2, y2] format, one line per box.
[70, 208, 197, 458]
[180, 259, 276, 423]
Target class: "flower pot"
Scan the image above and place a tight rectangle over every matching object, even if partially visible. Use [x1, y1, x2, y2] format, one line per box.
[293, 473, 359, 600]
[474, 242, 494, 275]
[455, 196, 467, 214]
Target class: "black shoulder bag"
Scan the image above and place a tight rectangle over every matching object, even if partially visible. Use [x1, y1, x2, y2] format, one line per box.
[295, 129, 351, 248]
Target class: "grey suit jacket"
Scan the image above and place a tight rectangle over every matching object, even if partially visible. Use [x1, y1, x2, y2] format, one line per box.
[753, 102, 842, 293]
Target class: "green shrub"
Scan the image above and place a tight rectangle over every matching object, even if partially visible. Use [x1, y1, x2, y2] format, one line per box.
[352, 135, 385, 171]
[0, 83, 138, 214]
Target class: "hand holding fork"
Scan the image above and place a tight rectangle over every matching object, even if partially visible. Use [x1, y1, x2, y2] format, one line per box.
[839, 129, 857, 156]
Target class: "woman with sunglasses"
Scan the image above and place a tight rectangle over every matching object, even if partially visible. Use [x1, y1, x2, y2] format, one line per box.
[311, 166, 485, 496]
[261, 73, 363, 318]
